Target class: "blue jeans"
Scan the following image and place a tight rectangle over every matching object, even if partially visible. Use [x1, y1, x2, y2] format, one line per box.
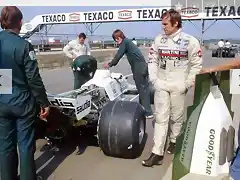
[230, 147, 240, 180]
[0, 108, 37, 180]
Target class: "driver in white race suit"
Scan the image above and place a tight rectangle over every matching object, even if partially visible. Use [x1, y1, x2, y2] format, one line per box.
[142, 9, 203, 167]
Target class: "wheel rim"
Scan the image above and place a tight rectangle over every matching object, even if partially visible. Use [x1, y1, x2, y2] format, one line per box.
[139, 118, 145, 143]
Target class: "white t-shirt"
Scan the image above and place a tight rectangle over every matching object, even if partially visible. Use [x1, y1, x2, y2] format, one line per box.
[218, 41, 224, 48]
[225, 42, 231, 48]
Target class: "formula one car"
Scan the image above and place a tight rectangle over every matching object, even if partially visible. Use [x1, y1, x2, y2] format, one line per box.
[212, 47, 236, 58]
[36, 58, 147, 159]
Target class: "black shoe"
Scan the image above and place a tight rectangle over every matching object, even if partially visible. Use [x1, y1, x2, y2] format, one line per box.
[142, 153, 164, 167]
[167, 142, 176, 154]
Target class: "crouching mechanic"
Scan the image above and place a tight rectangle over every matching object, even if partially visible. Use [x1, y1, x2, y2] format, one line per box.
[142, 9, 203, 167]
[71, 55, 98, 88]
[63, 33, 91, 89]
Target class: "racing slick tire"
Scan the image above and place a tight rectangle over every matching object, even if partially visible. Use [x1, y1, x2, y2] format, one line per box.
[98, 100, 146, 159]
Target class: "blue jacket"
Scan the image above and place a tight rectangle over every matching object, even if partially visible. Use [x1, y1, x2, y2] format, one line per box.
[0, 30, 49, 116]
[108, 38, 148, 76]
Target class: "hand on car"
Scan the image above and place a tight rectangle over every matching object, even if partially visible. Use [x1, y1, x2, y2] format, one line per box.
[40, 106, 50, 120]
[104, 63, 109, 69]
[199, 68, 211, 74]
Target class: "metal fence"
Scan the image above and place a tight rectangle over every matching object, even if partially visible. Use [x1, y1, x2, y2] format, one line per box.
[30, 32, 153, 52]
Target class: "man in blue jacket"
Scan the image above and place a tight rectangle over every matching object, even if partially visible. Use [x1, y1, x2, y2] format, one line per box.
[71, 55, 97, 89]
[104, 29, 153, 118]
[0, 6, 49, 180]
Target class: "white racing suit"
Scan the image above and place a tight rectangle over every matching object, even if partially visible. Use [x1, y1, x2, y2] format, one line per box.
[148, 29, 203, 156]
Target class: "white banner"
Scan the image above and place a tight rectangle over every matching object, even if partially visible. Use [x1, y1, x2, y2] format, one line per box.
[20, 5, 240, 36]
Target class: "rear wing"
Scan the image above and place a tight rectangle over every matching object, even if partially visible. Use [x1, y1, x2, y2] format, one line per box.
[47, 94, 91, 120]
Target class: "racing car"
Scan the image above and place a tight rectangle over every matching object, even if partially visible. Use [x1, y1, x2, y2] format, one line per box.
[212, 47, 236, 58]
[36, 56, 149, 159]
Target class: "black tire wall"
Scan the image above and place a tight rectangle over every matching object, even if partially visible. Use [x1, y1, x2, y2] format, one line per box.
[98, 100, 146, 159]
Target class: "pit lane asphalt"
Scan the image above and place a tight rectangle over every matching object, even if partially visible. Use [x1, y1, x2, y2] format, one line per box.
[35, 48, 236, 180]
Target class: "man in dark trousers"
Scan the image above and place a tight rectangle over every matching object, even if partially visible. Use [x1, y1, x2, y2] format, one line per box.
[0, 6, 50, 180]
[104, 29, 153, 119]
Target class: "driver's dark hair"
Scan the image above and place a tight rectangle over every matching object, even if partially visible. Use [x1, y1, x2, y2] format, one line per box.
[161, 9, 182, 28]
[78, 32, 86, 39]
[0, 6, 23, 29]
[112, 29, 126, 41]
